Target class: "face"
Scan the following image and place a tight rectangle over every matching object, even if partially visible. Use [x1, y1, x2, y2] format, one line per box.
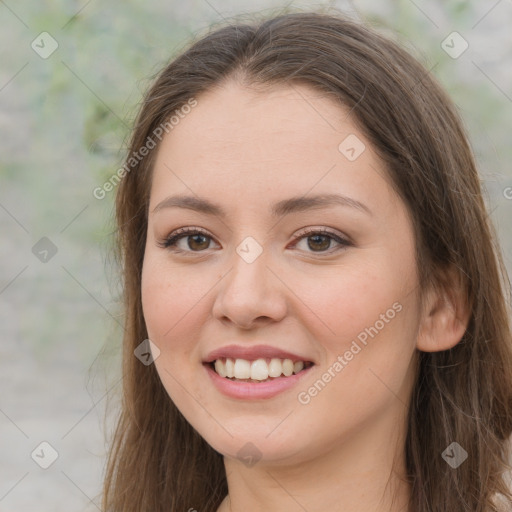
[141, 81, 423, 466]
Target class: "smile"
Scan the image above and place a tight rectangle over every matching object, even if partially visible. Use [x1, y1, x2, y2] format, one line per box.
[204, 358, 315, 400]
[211, 357, 314, 382]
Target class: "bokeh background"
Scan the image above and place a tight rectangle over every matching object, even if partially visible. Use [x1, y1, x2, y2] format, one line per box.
[1, 0, 511, 510]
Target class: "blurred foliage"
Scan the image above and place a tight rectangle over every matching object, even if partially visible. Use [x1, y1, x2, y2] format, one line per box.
[2, 0, 510, 187]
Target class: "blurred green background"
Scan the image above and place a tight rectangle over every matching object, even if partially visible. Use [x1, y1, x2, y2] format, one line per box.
[1, 0, 511, 510]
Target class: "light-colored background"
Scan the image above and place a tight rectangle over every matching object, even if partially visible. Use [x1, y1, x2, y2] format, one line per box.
[1, 1, 511, 510]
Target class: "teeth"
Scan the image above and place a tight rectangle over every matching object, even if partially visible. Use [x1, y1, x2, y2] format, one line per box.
[268, 358, 283, 378]
[294, 361, 304, 373]
[214, 359, 227, 377]
[234, 359, 251, 379]
[212, 357, 309, 381]
[282, 359, 294, 377]
[225, 358, 234, 378]
[251, 359, 269, 380]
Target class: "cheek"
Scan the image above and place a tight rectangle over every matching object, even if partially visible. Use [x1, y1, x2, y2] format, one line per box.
[140, 254, 222, 410]
[141, 256, 211, 410]
[291, 259, 418, 404]
[141, 254, 209, 344]
[292, 288, 417, 451]
[290, 258, 413, 349]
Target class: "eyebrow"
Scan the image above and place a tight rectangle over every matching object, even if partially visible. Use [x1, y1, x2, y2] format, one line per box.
[152, 192, 372, 218]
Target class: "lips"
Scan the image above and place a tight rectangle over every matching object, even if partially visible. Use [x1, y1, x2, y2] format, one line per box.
[202, 344, 315, 396]
[204, 359, 315, 400]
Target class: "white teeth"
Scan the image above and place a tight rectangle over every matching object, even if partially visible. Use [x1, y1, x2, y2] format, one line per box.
[268, 358, 283, 378]
[225, 358, 235, 378]
[294, 361, 304, 373]
[250, 359, 269, 380]
[234, 359, 251, 379]
[282, 359, 294, 376]
[212, 357, 310, 381]
[214, 359, 227, 377]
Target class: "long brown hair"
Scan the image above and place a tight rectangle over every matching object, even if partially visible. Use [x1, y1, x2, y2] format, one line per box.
[102, 8, 512, 511]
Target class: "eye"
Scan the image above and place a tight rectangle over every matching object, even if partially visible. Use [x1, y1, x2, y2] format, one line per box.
[290, 227, 351, 254]
[157, 227, 217, 253]
[157, 226, 351, 255]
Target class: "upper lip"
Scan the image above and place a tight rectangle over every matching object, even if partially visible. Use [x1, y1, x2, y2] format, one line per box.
[203, 344, 314, 364]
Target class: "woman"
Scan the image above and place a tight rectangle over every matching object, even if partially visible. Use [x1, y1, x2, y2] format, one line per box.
[102, 9, 512, 512]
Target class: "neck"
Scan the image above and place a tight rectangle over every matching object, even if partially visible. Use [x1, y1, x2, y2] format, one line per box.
[217, 407, 412, 512]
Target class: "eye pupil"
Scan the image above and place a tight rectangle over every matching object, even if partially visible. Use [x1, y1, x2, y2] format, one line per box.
[189, 234, 210, 251]
[308, 234, 330, 251]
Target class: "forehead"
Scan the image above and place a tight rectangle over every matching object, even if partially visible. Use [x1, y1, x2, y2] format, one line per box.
[149, 80, 397, 217]
[162, 81, 350, 156]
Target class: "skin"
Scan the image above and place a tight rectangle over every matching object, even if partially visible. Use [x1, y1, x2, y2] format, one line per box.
[141, 80, 469, 512]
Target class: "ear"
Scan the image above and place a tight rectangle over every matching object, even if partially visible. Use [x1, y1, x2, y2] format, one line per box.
[416, 265, 471, 352]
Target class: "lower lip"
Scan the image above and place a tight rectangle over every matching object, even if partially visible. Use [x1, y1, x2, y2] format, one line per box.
[203, 363, 314, 400]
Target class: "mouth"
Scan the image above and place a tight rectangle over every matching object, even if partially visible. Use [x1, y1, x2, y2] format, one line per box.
[205, 357, 315, 383]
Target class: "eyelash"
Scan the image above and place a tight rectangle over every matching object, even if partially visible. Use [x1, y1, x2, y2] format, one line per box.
[157, 226, 351, 256]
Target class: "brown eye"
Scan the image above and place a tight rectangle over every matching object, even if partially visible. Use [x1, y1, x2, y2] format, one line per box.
[292, 228, 351, 254]
[306, 234, 332, 252]
[158, 228, 217, 253]
[186, 234, 211, 251]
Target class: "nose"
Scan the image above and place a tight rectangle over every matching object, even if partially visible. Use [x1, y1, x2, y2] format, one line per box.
[211, 244, 288, 330]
